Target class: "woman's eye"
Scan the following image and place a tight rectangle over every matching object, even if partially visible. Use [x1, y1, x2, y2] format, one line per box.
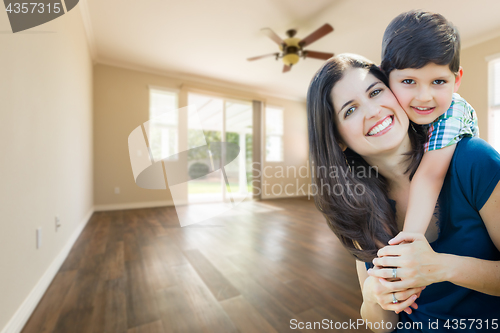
[433, 79, 446, 85]
[370, 89, 382, 97]
[345, 106, 355, 118]
[402, 79, 415, 84]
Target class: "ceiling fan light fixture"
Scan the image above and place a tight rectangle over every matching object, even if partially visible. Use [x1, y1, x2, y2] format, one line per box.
[248, 24, 334, 72]
[282, 53, 300, 66]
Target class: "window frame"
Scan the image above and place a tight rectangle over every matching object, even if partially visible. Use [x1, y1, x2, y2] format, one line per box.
[264, 105, 284, 162]
[488, 56, 500, 152]
[148, 86, 180, 161]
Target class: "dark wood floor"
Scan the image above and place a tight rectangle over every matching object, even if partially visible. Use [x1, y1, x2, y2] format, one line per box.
[21, 197, 370, 333]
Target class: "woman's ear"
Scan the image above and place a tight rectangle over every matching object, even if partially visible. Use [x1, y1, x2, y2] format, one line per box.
[453, 66, 463, 93]
[338, 142, 347, 151]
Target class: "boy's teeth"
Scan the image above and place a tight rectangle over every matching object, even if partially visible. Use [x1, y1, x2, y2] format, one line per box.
[415, 107, 432, 110]
[368, 117, 392, 136]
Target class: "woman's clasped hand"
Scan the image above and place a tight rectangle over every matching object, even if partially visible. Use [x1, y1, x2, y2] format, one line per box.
[367, 232, 444, 314]
[364, 264, 425, 315]
[371, 233, 445, 288]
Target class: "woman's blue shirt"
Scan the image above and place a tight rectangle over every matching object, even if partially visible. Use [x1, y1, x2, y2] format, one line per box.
[369, 137, 500, 332]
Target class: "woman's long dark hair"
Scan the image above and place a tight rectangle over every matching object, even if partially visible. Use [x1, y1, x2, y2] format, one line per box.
[307, 54, 426, 262]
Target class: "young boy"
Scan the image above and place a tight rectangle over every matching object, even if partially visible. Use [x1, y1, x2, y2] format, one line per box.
[381, 10, 479, 236]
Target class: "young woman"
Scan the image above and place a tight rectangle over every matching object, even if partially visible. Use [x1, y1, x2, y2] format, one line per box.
[307, 53, 500, 332]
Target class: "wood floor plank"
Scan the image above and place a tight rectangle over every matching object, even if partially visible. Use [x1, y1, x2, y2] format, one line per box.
[154, 236, 188, 267]
[133, 210, 158, 247]
[156, 285, 203, 333]
[144, 210, 168, 237]
[52, 307, 94, 333]
[279, 255, 362, 309]
[106, 210, 124, 244]
[22, 198, 369, 333]
[86, 215, 111, 256]
[140, 246, 177, 292]
[105, 240, 125, 280]
[285, 278, 362, 322]
[85, 277, 106, 333]
[58, 216, 97, 271]
[172, 264, 239, 333]
[52, 255, 105, 333]
[103, 277, 128, 333]
[127, 320, 165, 333]
[157, 206, 181, 229]
[253, 273, 313, 314]
[219, 295, 278, 333]
[125, 260, 160, 328]
[239, 250, 298, 283]
[165, 227, 207, 251]
[20, 270, 77, 333]
[140, 244, 162, 269]
[196, 247, 240, 276]
[123, 229, 141, 263]
[226, 271, 298, 333]
[183, 249, 240, 301]
[227, 255, 312, 314]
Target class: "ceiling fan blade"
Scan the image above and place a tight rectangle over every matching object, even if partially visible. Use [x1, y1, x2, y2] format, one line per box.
[304, 50, 334, 60]
[247, 53, 279, 61]
[283, 64, 291, 73]
[261, 28, 285, 46]
[299, 24, 333, 48]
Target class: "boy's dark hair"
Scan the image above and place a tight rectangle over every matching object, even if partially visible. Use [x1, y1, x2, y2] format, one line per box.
[381, 10, 461, 76]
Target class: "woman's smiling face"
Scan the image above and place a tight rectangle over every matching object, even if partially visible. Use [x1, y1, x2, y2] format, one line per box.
[332, 67, 409, 159]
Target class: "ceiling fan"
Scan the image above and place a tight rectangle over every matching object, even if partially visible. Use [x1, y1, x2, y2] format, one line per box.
[247, 23, 334, 73]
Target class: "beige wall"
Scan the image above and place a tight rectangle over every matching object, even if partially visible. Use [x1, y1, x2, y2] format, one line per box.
[460, 35, 500, 141]
[93, 64, 309, 208]
[261, 98, 310, 199]
[0, 7, 93, 333]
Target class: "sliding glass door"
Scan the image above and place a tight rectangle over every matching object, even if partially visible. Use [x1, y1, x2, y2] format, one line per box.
[187, 93, 252, 203]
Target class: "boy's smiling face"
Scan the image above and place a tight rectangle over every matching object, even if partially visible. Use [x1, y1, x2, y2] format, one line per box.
[388, 62, 463, 125]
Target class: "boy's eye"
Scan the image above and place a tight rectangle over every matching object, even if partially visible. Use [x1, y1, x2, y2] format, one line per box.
[370, 89, 382, 97]
[345, 106, 356, 118]
[402, 79, 415, 84]
[433, 79, 446, 85]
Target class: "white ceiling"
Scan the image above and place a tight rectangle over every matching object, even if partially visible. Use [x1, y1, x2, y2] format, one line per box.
[84, 0, 500, 101]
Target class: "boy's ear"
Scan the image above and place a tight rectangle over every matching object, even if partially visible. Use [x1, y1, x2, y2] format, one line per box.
[453, 66, 463, 93]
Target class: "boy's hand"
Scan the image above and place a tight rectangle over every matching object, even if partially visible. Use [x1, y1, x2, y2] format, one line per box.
[388, 231, 418, 245]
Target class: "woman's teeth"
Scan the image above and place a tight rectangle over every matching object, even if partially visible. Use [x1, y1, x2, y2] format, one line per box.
[414, 107, 433, 111]
[368, 117, 392, 136]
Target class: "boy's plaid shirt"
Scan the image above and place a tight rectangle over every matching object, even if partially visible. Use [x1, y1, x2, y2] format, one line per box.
[424, 93, 479, 152]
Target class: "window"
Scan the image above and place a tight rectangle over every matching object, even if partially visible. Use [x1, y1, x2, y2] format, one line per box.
[489, 57, 500, 152]
[148, 88, 179, 161]
[186, 92, 253, 202]
[265, 106, 284, 162]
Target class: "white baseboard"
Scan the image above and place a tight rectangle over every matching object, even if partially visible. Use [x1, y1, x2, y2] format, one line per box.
[94, 200, 175, 212]
[1, 207, 94, 333]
